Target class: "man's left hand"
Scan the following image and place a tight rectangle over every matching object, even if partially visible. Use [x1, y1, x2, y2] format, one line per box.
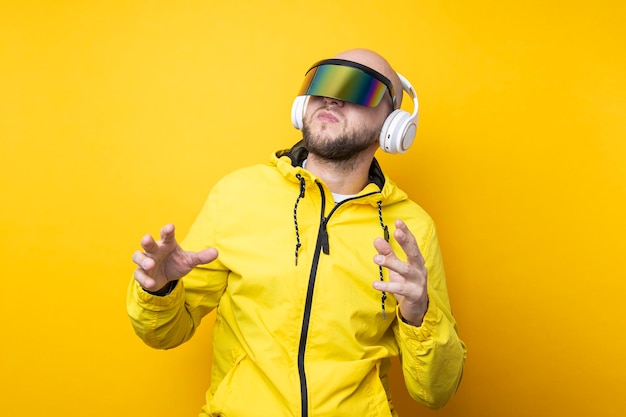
[373, 219, 429, 326]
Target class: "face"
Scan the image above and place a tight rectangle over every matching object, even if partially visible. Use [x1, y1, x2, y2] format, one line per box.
[302, 95, 392, 161]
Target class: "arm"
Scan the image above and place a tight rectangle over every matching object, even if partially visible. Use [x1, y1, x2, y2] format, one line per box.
[126, 222, 225, 349]
[373, 220, 466, 408]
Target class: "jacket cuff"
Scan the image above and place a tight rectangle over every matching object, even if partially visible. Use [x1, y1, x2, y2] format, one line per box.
[133, 279, 184, 310]
[396, 300, 440, 342]
[143, 280, 178, 296]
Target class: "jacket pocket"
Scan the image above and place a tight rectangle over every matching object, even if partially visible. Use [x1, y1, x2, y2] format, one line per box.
[208, 352, 293, 417]
[209, 352, 246, 416]
[364, 362, 394, 417]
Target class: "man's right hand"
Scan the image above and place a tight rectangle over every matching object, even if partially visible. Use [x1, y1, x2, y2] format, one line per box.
[132, 224, 219, 292]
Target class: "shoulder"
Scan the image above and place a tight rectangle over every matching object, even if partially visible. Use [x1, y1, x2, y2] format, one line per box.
[213, 164, 278, 191]
[381, 181, 438, 251]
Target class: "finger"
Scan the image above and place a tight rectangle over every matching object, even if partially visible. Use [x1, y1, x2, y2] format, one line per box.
[374, 251, 412, 277]
[140, 234, 158, 252]
[373, 237, 396, 259]
[188, 248, 219, 266]
[373, 272, 428, 302]
[160, 224, 176, 243]
[132, 250, 155, 270]
[133, 267, 156, 290]
[373, 237, 411, 275]
[373, 279, 410, 297]
[394, 219, 425, 267]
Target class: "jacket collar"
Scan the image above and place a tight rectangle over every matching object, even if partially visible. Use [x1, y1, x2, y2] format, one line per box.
[272, 141, 408, 206]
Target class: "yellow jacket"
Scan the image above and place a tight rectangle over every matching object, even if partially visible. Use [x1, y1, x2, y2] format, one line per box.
[127, 142, 466, 417]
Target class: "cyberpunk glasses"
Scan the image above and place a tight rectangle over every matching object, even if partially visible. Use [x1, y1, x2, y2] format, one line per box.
[297, 59, 396, 109]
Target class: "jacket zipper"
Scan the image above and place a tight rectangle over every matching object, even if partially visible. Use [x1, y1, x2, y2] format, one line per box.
[296, 182, 380, 417]
[297, 181, 327, 417]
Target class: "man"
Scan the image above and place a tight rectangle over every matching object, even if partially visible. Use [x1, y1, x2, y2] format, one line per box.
[127, 48, 466, 417]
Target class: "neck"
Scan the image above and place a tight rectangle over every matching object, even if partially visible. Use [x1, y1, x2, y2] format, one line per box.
[305, 149, 375, 194]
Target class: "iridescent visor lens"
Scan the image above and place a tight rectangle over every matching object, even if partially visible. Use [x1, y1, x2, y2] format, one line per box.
[297, 59, 394, 108]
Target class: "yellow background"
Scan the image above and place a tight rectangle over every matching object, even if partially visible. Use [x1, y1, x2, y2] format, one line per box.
[1, 1, 625, 416]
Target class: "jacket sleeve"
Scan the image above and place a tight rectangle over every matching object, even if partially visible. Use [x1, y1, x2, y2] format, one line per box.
[393, 222, 466, 409]
[126, 191, 229, 350]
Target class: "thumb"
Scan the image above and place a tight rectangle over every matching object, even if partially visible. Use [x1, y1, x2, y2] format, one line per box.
[188, 247, 219, 267]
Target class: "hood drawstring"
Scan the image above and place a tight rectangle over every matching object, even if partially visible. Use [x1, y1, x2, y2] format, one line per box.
[294, 174, 306, 265]
[292, 176, 390, 320]
[377, 201, 390, 319]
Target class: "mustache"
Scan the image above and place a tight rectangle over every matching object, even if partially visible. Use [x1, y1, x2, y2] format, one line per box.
[313, 105, 344, 119]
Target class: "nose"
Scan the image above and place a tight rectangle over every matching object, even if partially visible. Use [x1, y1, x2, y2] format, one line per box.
[323, 96, 344, 107]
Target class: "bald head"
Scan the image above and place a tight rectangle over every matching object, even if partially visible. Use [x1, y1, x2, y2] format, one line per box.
[332, 48, 403, 109]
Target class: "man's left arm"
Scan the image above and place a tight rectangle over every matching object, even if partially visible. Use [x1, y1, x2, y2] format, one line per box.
[373, 219, 466, 409]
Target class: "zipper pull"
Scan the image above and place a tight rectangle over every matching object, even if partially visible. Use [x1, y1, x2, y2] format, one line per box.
[320, 218, 330, 255]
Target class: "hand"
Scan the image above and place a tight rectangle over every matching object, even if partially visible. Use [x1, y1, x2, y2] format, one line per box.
[132, 224, 219, 292]
[372, 219, 429, 326]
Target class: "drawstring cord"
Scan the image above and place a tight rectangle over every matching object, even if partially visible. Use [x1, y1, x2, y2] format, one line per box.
[293, 176, 389, 320]
[377, 201, 389, 319]
[294, 174, 306, 265]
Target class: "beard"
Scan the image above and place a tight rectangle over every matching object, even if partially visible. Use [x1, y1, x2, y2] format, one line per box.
[302, 118, 380, 162]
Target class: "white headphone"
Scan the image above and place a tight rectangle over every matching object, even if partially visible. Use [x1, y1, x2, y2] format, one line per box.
[291, 72, 419, 154]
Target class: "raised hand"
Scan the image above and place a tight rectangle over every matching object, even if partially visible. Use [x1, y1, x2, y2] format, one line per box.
[372, 219, 429, 326]
[132, 224, 218, 292]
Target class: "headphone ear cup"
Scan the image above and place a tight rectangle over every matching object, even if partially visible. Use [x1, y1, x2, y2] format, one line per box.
[291, 96, 309, 130]
[379, 110, 417, 154]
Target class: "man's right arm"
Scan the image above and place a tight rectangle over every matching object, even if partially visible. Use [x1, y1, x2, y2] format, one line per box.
[126, 222, 223, 349]
[126, 267, 226, 349]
